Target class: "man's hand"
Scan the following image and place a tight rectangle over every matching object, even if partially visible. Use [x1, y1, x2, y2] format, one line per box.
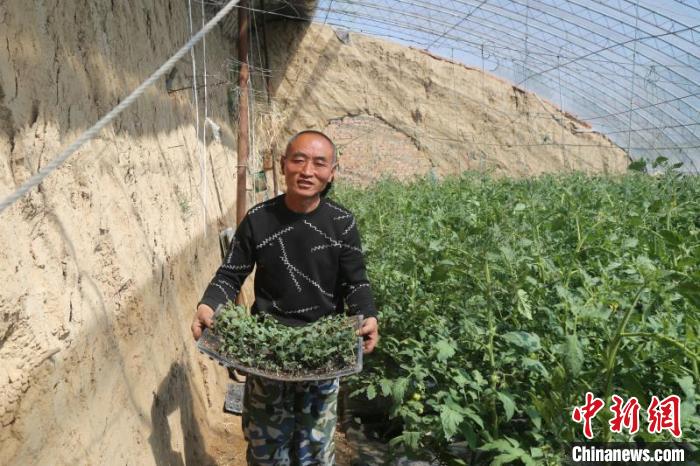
[191, 304, 214, 341]
[358, 316, 379, 354]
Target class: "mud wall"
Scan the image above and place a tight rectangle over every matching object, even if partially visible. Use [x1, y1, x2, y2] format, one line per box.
[264, 22, 629, 181]
[0, 1, 248, 464]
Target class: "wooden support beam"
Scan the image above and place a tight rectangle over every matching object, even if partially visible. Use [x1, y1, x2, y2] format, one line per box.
[260, 0, 279, 196]
[236, 0, 250, 226]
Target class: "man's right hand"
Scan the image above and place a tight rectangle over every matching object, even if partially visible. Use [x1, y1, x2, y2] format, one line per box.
[191, 304, 215, 341]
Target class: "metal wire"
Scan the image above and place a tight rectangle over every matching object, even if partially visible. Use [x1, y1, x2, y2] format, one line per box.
[313, 5, 697, 163]
[0, 0, 242, 215]
[187, 0, 700, 170]
[309, 0, 700, 170]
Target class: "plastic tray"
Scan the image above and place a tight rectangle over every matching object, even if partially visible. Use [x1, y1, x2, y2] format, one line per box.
[197, 313, 364, 382]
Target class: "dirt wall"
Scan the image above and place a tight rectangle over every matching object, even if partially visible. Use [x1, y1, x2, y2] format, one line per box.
[0, 1, 249, 464]
[264, 23, 629, 182]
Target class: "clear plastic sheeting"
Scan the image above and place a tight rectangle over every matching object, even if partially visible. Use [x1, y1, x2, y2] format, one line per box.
[310, 0, 700, 172]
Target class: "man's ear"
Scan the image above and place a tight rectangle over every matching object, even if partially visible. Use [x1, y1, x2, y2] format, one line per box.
[329, 162, 337, 183]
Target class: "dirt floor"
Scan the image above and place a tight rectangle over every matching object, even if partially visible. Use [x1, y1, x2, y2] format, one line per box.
[193, 407, 358, 465]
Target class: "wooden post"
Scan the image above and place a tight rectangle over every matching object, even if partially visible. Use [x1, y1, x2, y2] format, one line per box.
[260, 0, 279, 196]
[236, 0, 250, 226]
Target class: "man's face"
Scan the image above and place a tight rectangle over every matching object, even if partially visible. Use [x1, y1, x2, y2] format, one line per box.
[282, 133, 336, 199]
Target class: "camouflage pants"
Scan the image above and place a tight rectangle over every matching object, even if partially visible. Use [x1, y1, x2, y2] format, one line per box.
[242, 375, 340, 465]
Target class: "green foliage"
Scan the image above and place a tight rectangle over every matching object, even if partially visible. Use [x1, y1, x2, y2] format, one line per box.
[213, 302, 359, 377]
[333, 169, 700, 464]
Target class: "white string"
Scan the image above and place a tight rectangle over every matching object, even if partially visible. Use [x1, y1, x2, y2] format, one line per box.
[0, 0, 240, 216]
[201, 0, 209, 236]
[188, 0, 204, 236]
[187, 0, 200, 150]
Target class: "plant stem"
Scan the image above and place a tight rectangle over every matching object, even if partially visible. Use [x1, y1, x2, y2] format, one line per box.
[575, 216, 582, 251]
[620, 332, 700, 383]
[602, 285, 644, 441]
[485, 261, 499, 437]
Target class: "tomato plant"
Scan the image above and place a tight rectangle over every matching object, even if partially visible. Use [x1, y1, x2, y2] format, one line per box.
[333, 164, 699, 464]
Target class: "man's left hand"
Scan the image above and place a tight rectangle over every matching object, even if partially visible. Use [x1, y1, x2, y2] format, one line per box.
[358, 317, 379, 354]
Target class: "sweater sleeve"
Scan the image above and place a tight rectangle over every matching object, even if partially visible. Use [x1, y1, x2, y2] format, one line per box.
[198, 215, 255, 311]
[339, 217, 378, 320]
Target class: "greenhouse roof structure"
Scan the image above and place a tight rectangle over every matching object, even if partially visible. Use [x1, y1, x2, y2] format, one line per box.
[241, 0, 700, 172]
[309, 0, 700, 171]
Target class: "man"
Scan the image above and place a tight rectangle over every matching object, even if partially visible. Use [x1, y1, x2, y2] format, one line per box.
[191, 130, 379, 465]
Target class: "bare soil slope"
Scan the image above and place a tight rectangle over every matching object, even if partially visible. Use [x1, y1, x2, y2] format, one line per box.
[265, 22, 628, 183]
[0, 2, 247, 465]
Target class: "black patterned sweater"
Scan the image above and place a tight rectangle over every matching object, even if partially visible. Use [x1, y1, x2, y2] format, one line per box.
[198, 194, 378, 326]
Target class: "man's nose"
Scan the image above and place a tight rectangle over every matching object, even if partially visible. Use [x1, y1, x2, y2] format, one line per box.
[301, 160, 314, 176]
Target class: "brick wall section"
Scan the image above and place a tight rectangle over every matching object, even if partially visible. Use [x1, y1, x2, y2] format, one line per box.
[324, 115, 434, 186]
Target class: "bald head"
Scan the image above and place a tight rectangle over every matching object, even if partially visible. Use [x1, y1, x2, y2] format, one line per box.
[285, 130, 337, 165]
[281, 130, 338, 199]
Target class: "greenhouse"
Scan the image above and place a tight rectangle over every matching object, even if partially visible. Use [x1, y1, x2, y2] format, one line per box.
[316, 0, 700, 171]
[0, 1, 697, 465]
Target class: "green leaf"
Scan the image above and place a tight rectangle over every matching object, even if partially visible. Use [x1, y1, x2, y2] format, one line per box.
[404, 431, 421, 450]
[628, 159, 647, 172]
[621, 237, 639, 249]
[379, 378, 393, 397]
[482, 437, 537, 466]
[389, 431, 421, 450]
[461, 423, 478, 449]
[472, 370, 487, 387]
[516, 289, 533, 319]
[480, 439, 517, 452]
[659, 229, 681, 247]
[492, 453, 520, 465]
[565, 335, 583, 376]
[428, 239, 443, 252]
[392, 377, 409, 402]
[525, 406, 542, 430]
[436, 339, 457, 362]
[676, 375, 695, 399]
[440, 404, 464, 439]
[366, 384, 376, 400]
[501, 331, 541, 352]
[452, 372, 469, 387]
[463, 406, 485, 429]
[678, 281, 700, 308]
[497, 392, 516, 421]
[521, 357, 549, 376]
[652, 156, 669, 168]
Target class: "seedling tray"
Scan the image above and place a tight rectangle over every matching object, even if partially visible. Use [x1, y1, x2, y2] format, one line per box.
[197, 313, 364, 382]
